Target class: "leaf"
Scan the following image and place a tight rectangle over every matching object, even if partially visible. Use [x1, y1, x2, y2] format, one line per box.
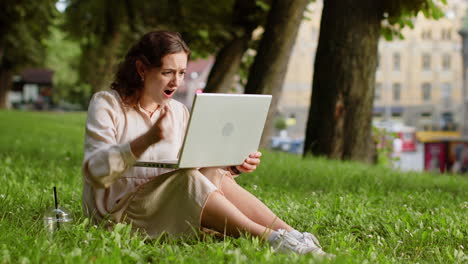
[381, 27, 394, 41]
[255, 0, 270, 12]
[421, 230, 428, 242]
[197, 29, 209, 40]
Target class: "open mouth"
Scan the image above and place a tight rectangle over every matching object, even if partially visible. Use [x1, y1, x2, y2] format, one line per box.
[164, 89, 175, 97]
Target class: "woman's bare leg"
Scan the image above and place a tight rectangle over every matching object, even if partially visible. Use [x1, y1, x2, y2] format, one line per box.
[219, 176, 293, 231]
[201, 191, 273, 239]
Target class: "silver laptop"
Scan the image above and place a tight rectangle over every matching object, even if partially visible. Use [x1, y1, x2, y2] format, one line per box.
[134, 93, 272, 168]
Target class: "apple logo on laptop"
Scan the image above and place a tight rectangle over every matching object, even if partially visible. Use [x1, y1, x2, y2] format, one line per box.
[222, 122, 234, 137]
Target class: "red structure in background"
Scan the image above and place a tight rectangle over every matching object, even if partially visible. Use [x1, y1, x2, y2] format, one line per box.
[421, 139, 468, 174]
[424, 142, 446, 173]
[397, 126, 417, 152]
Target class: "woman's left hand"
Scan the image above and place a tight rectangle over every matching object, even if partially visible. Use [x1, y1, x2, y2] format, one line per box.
[236, 151, 262, 173]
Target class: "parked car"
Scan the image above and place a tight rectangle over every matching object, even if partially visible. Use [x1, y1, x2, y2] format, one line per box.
[271, 137, 304, 154]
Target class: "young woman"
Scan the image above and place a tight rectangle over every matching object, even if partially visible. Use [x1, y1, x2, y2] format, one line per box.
[82, 30, 331, 257]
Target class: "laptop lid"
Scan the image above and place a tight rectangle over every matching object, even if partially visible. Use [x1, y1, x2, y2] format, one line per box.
[177, 93, 272, 168]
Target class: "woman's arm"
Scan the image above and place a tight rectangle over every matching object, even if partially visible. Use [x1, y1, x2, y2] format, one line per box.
[82, 92, 134, 188]
[83, 95, 174, 188]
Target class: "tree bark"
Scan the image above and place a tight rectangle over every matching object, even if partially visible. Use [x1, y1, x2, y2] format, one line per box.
[244, 0, 309, 148]
[203, 34, 250, 93]
[0, 67, 12, 109]
[0, 44, 11, 109]
[203, 0, 261, 93]
[303, 0, 382, 162]
[0, 47, 4, 66]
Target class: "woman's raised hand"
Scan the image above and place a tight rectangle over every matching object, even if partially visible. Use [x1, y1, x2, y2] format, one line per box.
[130, 105, 174, 158]
[236, 151, 262, 173]
[146, 104, 174, 144]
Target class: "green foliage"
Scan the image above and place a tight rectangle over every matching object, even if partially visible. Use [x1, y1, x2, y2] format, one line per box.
[0, 0, 57, 70]
[274, 116, 288, 131]
[255, 0, 270, 12]
[62, 0, 242, 59]
[381, 0, 447, 41]
[372, 126, 399, 167]
[172, 0, 270, 60]
[0, 110, 467, 263]
[63, 0, 146, 94]
[44, 17, 90, 106]
[64, 0, 131, 45]
[175, 0, 236, 58]
[60, 0, 269, 99]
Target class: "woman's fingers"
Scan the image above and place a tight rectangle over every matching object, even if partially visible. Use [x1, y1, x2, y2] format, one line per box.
[240, 158, 260, 171]
[153, 105, 174, 141]
[239, 162, 256, 172]
[249, 151, 262, 158]
[245, 157, 260, 166]
[236, 152, 262, 173]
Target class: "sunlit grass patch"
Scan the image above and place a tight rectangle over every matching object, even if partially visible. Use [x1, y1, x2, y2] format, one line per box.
[0, 110, 466, 263]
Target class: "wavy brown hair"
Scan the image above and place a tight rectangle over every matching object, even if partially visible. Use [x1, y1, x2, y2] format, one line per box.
[111, 31, 191, 106]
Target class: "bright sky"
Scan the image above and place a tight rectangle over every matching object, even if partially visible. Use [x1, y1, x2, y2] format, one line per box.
[55, 0, 67, 12]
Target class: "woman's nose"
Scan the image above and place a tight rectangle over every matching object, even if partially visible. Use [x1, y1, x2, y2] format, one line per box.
[172, 74, 183, 86]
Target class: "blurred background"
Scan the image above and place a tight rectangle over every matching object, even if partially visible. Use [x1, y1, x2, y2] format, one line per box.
[2, 0, 468, 174]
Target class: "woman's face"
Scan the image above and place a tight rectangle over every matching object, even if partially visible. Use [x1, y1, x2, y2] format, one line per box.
[141, 52, 188, 105]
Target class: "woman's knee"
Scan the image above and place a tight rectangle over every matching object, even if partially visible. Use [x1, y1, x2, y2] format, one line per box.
[199, 167, 231, 188]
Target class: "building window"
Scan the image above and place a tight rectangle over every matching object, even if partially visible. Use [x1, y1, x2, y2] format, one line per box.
[393, 83, 401, 101]
[422, 29, 432, 40]
[442, 83, 452, 108]
[422, 83, 431, 101]
[441, 112, 454, 130]
[441, 29, 452, 40]
[441, 83, 452, 99]
[422, 54, 431, 71]
[442, 54, 451, 70]
[393, 53, 400, 71]
[375, 83, 382, 101]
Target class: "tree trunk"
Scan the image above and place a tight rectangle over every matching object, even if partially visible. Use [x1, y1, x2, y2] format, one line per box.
[303, 0, 382, 162]
[0, 67, 12, 109]
[244, 0, 308, 148]
[203, 0, 261, 93]
[203, 34, 250, 93]
[0, 47, 4, 67]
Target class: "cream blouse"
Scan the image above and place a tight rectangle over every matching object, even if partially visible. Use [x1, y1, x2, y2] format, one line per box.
[81, 90, 190, 222]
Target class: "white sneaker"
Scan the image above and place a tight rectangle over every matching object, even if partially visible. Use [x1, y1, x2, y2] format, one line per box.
[298, 231, 322, 248]
[268, 229, 320, 255]
[290, 230, 335, 258]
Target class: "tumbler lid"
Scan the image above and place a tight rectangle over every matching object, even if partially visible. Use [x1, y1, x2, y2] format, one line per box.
[44, 206, 72, 223]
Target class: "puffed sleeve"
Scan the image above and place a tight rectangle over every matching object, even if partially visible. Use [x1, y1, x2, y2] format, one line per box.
[82, 92, 136, 189]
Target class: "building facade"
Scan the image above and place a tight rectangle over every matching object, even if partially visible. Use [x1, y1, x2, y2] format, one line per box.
[9, 68, 54, 110]
[374, 0, 467, 131]
[279, 0, 468, 138]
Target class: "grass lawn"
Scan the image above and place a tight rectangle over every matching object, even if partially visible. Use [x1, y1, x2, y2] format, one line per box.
[0, 110, 466, 263]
